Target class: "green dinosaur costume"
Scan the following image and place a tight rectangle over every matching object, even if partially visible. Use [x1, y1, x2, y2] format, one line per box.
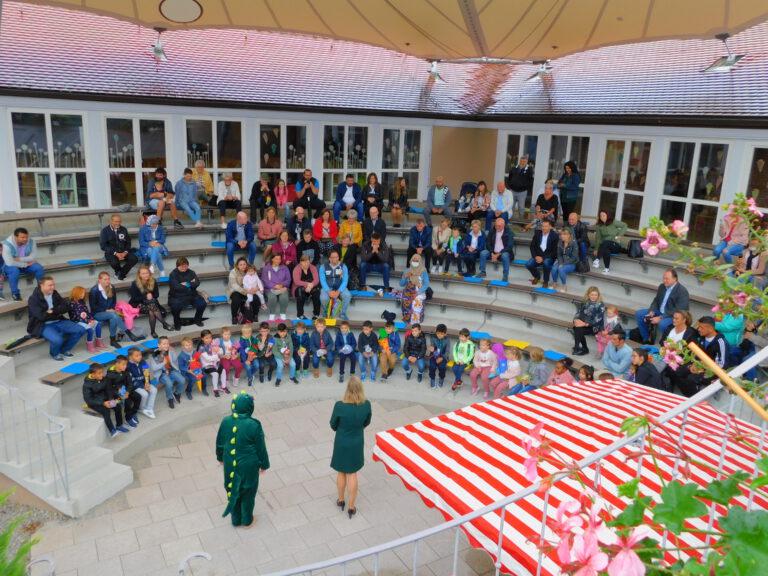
[215, 392, 270, 526]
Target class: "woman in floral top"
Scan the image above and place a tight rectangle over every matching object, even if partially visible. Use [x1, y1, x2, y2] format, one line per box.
[572, 286, 605, 356]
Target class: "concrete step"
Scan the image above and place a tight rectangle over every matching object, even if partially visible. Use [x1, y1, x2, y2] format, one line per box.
[21, 445, 116, 500]
[48, 460, 134, 517]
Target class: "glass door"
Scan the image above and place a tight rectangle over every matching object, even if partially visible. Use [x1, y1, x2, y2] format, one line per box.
[599, 139, 651, 229]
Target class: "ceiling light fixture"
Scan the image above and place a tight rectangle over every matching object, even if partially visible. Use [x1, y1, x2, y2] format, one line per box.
[152, 27, 168, 62]
[703, 32, 745, 72]
[526, 60, 552, 81]
[159, 0, 203, 24]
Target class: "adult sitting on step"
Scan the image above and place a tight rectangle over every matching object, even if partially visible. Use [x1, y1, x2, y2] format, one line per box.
[477, 217, 514, 282]
[225, 211, 257, 268]
[3, 226, 45, 301]
[129, 265, 174, 339]
[27, 276, 86, 361]
[99, 214, 138, 281]
[90, 271, 141, 348]
[168, 257, 207, 330]
[320, 249, 351, 320]
[634, 268, 690, 345]
[138, 215, 168, 275]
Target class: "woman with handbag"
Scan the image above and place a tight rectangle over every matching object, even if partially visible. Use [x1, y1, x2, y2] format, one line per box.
[572, 286, 605, 356]
[129, 265, 174, 338]
[592, 210, 628, 274]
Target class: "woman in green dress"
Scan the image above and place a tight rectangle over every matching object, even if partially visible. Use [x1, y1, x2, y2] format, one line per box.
[330, 376, 372, 518]
[216, 391, 270, 527]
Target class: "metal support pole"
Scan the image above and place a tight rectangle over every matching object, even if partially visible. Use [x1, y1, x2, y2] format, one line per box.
[451, 526, 461, 576]
[535, 487, 552, 576]
[494, 506, 507, 576]
[748, 420, 767, 511]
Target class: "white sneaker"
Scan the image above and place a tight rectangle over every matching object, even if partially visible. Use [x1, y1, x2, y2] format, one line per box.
[592, 259, 600, 268]
[195, 221, 204, 229]
[280, 314, 287, 320]
[142, 409, 156, 419]
[269, 314, 275, 321]
[110, 429, 120, 438]
[220, 222, 227, 229]
[602, 268, 610, 275]
[149, 265, 155, 275]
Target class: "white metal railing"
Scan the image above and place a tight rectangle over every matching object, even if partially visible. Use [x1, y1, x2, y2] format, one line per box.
[0, 381, 70, 500]
[265, 345, 768, 576]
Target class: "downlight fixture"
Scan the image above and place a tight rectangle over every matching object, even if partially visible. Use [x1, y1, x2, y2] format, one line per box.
[159, 0, 203, 24]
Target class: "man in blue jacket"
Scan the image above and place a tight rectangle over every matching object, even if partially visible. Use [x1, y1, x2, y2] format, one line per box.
[175, 168, 203, 228]
[333, 173, 362, 222]
[461, 219, 486, 276]
[225, 211, 257, 267]
[477, 217, 515, 281]
[319, 249, 351, 320]
[407, 218, 432, 271]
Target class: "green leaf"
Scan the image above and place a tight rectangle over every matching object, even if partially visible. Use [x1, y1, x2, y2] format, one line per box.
[756, 456, 768, 474]
[618, 478, 640, 499]
[719, 508, 768, 576]
[620, 416, 649, 437]
[652, 482, 708, 534]
[610, 496, 651, 527]
[750, 476, 768, 490]
[696, 472, 750, 505]
[678, 555, 720, 576]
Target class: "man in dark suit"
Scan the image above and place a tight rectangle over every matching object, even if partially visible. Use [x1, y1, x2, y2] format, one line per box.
[362, 205, 387, 243]
[525, 219, 558, 287]
[286, 205, 311, 241]
[99, 214, 138, 280]
[507, 155, 534, 219]
[635, 269, 690, 344]
[28, 276, 86, 360]
[477, 217, 515, 281]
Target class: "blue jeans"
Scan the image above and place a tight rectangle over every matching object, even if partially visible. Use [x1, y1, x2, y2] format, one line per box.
[461, 251, 480, 274]
[452, 362, 468, 382]
[41, 320, 85, 357]
[94, 311, 127, 338]
[333, 200, 363, 222]
[525, 257, 554, 283]
[158, 369, 186, 400]
[275, 355, 296, 380]
[312, 350, 335, 369]
[485, 211, 509, 231]
[243, 359, 259, 381]
[578, 241, 588, 262]
[139, 245, 167, 273]
[320, 289, 352, 318]
[359, 262, 390, 288]
[5, 263, 45, 296]
[226, 241, 257, 267]
[429, 356, 447, 380]
[83, 324, 103, 342]
[713, 241, 744, 264]
[508, 383, 535, 396]
[181, 371, 197, 394]
[178, 200, 201, 224]
[551, 262, 576, 285]
[634, 308, 673, 343]
[338, 352, 357, 375]
[401, 356, 425, 375]
[479, 250, 510, 280]
[358, 353, 378, 380]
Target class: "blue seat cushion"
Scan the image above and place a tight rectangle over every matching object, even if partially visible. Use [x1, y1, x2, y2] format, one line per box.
[90, 352, 117, 364]
[211, 240, 226, 248]
[534, 287, 557, 294]
[208, 295, 228, 303]
[470, 331, 492, 340]
[463, 276, 484, 284]
[513, 259, 528, 266]
[61, 362, 91, 375]
[489, 280, 509, 287]
[409, 206, 425, 214]
[350, 290, 374, 298]
[67, 259, 95, 266]
[394, 321, 407, 330]
[544, 350, 567, 361]
[142, 339, 159, 350]
[292, 318, 313, 326]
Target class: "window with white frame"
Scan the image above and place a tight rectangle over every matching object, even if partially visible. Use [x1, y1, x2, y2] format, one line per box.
[659, 141, 729, 244]
[258, 124, 307, 192]
[185, 119, 243, 193]
[106, 117, 167, 207]
[322, 125, 369, 200]
[547, 135, 590, 213]
[598, 139, 652, 229]
[11, 112, 88, 209]
[504, 133, 539, 175]
[747, 147, 768, 209]
[380, 128, 422, 200]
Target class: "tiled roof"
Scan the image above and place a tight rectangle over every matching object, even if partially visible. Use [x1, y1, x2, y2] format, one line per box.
[0, 1, 767, 120]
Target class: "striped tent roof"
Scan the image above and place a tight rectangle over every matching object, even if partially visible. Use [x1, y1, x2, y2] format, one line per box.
[373, 379, 766, 575]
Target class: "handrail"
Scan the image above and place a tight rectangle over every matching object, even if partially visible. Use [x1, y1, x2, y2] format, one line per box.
[26, 556, 55, 575]
[178, 552, 211, 575]
[265, 343, 768, 576]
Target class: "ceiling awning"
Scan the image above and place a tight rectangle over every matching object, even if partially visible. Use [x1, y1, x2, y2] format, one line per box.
[18, 0, 768, 62]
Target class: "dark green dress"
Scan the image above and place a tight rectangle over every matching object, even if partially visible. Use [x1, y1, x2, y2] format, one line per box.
[215, 392, 270, 526]
[330, 400, 372, 473]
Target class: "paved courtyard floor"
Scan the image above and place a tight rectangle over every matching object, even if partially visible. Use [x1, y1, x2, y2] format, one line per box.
[29, 396, 496, 576]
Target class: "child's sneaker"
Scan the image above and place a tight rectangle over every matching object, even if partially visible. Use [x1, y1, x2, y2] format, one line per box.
[405, 370, 412, 381]
[417, 373, 423, 383]
[247, 377, 253, 387]
[430, 378, 436, 389]
[451, 380, 462, 391]
[214, 390, 220, 398]
[438, 379, 444, 388]
[338, 373, 344, 383]
[224, 388, 231, 395]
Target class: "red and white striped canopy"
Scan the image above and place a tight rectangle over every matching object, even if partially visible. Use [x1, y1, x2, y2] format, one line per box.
[373, 379, 767, 575]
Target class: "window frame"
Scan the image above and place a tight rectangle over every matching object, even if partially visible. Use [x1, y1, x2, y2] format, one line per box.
[320, 122, 371, 200]
[256, 122, 310, 189]
[183, 116, 245, 192]
[379, 126, 425, 200]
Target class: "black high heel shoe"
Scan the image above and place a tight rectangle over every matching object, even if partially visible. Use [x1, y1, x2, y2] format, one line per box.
[348, 507, 356, 519]
[337, 500, 345, 511]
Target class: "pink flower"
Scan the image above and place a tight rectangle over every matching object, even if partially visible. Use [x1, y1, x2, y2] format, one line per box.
[732, 291, 750, 307]
[662, 347, 684, 371]
[521, 423, 549, 482]
[746, 197, 763, 217]
[607, 526, 650, 576]
[640, 230, 668, 257]
[570, 531, 608, 576]
[523, 456, 538, 482]
[669, 220, 689, 237]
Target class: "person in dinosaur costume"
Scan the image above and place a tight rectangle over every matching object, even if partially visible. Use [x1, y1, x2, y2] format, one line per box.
[215, 391, 270, 527]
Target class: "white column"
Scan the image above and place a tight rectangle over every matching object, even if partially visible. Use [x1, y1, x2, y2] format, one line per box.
[242, 117, 257, 198]
[639, 136, 667, 228]
[419, 125, 433, 201]
[0, 104, 17, 212]
[84, 110, 109, 208]
[581, 135, 605, 220]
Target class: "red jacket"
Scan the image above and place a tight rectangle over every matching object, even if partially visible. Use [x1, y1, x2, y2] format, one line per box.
[313, 218, 338, 242]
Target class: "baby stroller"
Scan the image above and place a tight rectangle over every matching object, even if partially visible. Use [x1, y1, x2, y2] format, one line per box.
[451, 181, 477, 233]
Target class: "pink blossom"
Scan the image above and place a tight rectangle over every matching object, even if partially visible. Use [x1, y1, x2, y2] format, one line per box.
[607, 526, 650, 576]
[585, 502, 617, 546]
[669, 220, 689, 237]
[523, 456, 538, 482]
[521, 423, 549, 482]
[551, 500, 583, 560]
[732, 291, 750, 307]
[746, 197, 763, 217]
[640, 230, 668, 257]
[711, 304, 720, 314]
[570, 531, 608, 576]
[662, 347, 684, 371]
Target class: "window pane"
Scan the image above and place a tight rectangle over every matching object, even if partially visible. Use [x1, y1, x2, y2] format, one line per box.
[186, 120, 213, 169]
[505, 134, 521, 173]
[139, 120, 166, 169]
[217, 121, 242, 169]
[625, 141, 651, 192]
[51, 114, 85, 168]
[56, 172, 88, 208]
[693, 143, 728, 201]
[106, 118, 135, 169]
[403, 130, 421, 169]
[621, 194, 643, 229]
[382, 129, 400, 170]
[548, 135, 568, 179]
[602, 140, 625, 188]
[216, 172, 243, 190]
[570, 136, 590, 182]
[18, 172, 52, 209]
[748, 148, 768, 208]
[110, 172, 137, 207]
[659, 199, 687, 226]
[286, 126, 306, 170]
[403, 171, 420, 200]
[323, 172, 343, 200]
[286, 172, 303, 190]
[598, 190, 618, 217]
[523, 135, 539, 166]
[12, 112, 49, 168]
[347, 126, 368, 170]
[260, 125, 281, 169]
[381, 172, 398, 202]
[688, 203, 718, 244]
[323, 126, 344, 170]
[664, 142, 695, 198]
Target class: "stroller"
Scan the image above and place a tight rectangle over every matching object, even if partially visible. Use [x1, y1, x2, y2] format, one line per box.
[451, 181, 477, 233]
